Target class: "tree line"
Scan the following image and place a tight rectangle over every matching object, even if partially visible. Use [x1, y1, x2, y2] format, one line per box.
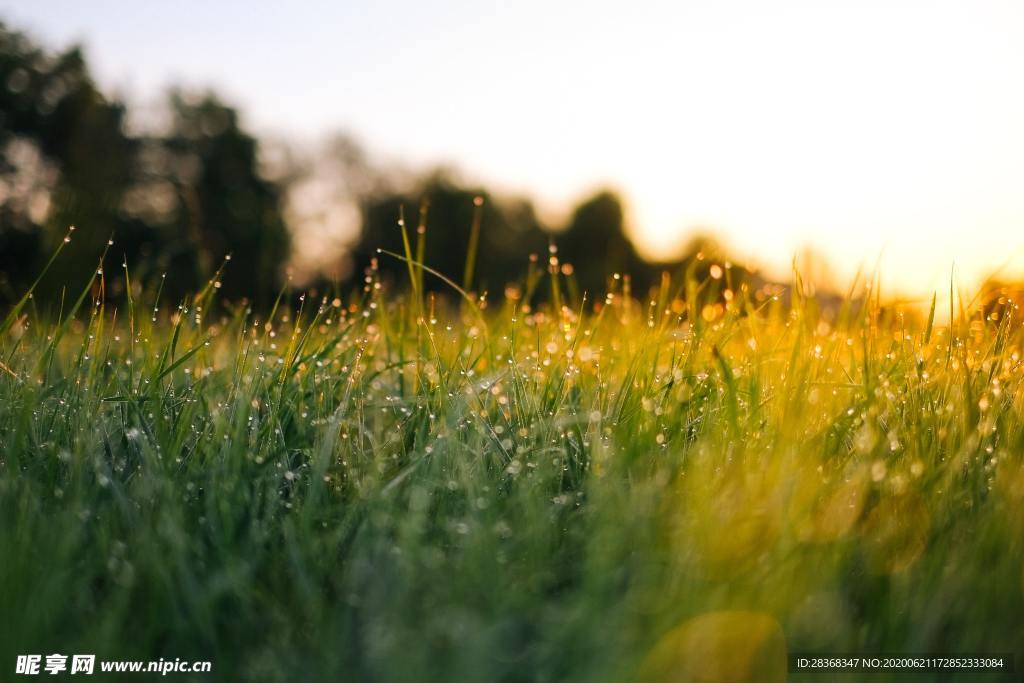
[1, 20, 752, 310]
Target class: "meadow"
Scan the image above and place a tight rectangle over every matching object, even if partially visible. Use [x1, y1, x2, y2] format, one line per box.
[2, 232, 1023, 681]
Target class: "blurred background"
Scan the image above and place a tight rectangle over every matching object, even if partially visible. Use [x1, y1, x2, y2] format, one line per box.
[2, 1, 1024, 306]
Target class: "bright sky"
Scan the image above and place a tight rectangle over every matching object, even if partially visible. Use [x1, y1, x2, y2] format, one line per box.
[5, 0, 1024, 297]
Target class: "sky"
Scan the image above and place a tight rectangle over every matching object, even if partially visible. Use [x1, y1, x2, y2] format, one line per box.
[4, 0, 1024, 298]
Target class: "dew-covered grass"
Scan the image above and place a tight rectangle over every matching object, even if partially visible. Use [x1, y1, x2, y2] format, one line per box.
[2, 240, 1023, 681]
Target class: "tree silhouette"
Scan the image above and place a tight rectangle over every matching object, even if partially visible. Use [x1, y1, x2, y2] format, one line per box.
[1, 23, 136, 297]
[153, 91, 290, 303]
[351, 171, 548, 295]
[554, 190, 652, 295]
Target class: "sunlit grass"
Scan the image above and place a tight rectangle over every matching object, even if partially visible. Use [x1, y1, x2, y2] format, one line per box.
[1, 241, 1023, 681]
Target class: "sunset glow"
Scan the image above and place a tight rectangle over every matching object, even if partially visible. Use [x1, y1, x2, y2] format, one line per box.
[5, 0, 1024, 295]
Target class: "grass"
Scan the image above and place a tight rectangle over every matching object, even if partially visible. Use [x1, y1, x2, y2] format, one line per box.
[1, 238, 1023, 682]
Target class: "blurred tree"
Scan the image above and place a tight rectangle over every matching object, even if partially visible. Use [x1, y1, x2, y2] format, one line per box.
[1, 19, 767, 310]
[347, 183, 762, 306]
[1, 22, 290, 306]
[555, 190, 653, 295]
[351, 171, 548, 295]
[113, 91, 292, 304]
[153, 91, 290, 303]
[0, 22, 137, 298]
